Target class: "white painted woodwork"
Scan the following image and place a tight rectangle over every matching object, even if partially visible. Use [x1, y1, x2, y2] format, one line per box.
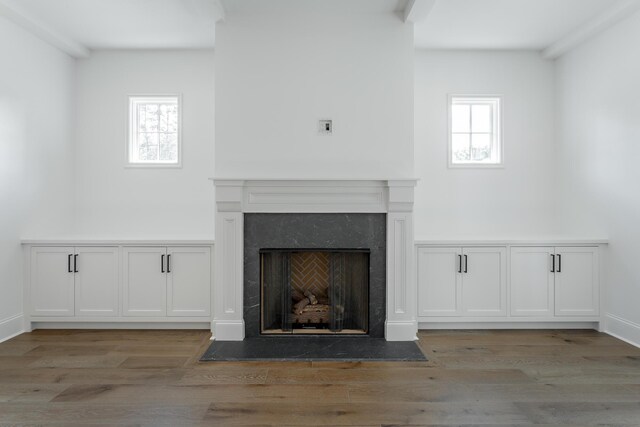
[461, 247, 507, 316]
[74, 247, 119, 317]
[30, 247, 75, 316]
[0, 0, 90, 58]
[555, 247, 599, 316]
[417, 247, 461, 316]
[542, 0, 640, 59]
[167, 247, 211, 317]
[123, 247, 167, 317]
[212, 179, 417, 341]
[510, 247, 555, 317]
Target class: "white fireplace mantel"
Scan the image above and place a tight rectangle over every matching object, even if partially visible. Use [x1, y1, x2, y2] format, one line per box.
[211, 179, 418, 341]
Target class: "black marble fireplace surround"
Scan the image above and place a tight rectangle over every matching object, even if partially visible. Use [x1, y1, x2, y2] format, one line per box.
[244, 213, 386, 338]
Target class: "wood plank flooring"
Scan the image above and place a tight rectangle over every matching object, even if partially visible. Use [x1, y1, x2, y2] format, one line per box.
[1, 329, 640, 426]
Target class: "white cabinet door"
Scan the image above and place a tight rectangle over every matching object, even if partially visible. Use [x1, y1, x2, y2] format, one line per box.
[555, 247, 599, 316]
[510, 247, 555, 317]
[166, 247, 211, 317]
[30, 247, 75, 316]
[461, 247, 507, 316]
[123, 247, 167, 317]
[417, 247, 462, 316]
[74, 247, 119, 317]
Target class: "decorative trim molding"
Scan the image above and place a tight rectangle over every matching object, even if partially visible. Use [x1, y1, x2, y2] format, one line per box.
[0, 314, 24, 343]
[420, 321, 599, 330]
[543, 0, 640, 59]
[0, 0, 90, 58]
[604, 313, 640, 349]
[212, 179, 418, 341]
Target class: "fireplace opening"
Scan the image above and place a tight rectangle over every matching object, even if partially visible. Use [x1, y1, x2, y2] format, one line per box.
[260, 249, 369, 335]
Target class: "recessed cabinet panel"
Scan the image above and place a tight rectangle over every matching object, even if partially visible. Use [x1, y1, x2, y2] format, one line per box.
[74, 247, 119, 317]
[510, 247, 555, 317]
[418, 247, 462, 316]
[167, 247, 211, 317]
[123, 247, 167, 317]
[462, 247, 507, 316]
[30, 247, 75, 316]
[555, 247, 599, 316]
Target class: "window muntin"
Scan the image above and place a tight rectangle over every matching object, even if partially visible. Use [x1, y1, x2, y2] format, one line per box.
[449, 96, 502, 166]
[128, 96, 181, 166]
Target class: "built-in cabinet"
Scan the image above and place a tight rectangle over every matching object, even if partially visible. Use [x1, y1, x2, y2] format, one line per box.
[418, 247, 506, 317]
[26, 241, 213, 327]
[123, 247, 211, 317]
[30, 246, 118, 317]
[417, 242, 602, 325]
[511, 246, 599, 317]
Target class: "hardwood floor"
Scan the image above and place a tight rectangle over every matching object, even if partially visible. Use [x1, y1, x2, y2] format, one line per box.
[1, 329, 639, 426]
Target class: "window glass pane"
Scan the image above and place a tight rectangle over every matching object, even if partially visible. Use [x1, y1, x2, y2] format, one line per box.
[471, 104, 492, 133]
[451, 104, 470, 133]
[167, 104, 178, 133]
[452, 134, 471, 162]
[471, 134, 491, 162]
[138, 133, 159, 161]
[160, 133, 178, 161]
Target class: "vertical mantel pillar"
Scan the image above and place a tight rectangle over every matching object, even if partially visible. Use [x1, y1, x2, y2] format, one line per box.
[212, 180, 245, 340]
[385, 180, 418, 341]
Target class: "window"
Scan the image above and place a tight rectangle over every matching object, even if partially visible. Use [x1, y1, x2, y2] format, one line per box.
[449, 95, 502, 167]
[128, 95, 181, 166]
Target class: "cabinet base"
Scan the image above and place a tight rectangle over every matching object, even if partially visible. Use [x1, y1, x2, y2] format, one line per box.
[419, 321, 600, 330]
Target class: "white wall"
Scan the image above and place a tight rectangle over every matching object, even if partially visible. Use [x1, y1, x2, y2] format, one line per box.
[555, 10, 640, 344]
[414, 50, 556, 238]
[0, 16, 75, 340]
[214, 0, 414, 179]
[74, 50, 215, 236]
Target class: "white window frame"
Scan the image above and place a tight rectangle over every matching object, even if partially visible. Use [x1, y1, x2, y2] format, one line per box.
[448, 94, 503, 168]
[127, 94, 182, 168]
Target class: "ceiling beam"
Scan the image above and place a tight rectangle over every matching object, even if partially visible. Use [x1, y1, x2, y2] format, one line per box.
[0, 0, 90, 58]
[213, 0, 226, 22]
[543, 0, 640, 60]
[403, 0, 437, 23]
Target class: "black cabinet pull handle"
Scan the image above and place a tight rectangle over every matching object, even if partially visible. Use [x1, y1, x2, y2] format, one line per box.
[68, 254, 73, 273]
[551, 254, 555, 273]
[464, 255, 468, 273]
[557, 254, 561, 273]
[458, 254, 462, 273]
[161, 254, 165, 273]
[167, 254, 171, 273]
[74, 254, 78, 273]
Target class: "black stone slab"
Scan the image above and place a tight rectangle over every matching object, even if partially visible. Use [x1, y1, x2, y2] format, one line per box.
[244, 213, 386, 338]
[200, 337, 426, 362]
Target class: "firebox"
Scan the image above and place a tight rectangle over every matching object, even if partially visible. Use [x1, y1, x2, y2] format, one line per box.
[260, 249, 369, 335]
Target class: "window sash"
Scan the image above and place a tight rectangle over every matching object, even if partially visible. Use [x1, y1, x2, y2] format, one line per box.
[128, 96, 181, 166]
[449, 96, 502, 166]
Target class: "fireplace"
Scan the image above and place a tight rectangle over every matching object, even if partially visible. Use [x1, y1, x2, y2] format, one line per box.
[261, 249, 369, 335]
[212, 179, 417, 341]
[244, 213, 386, 338]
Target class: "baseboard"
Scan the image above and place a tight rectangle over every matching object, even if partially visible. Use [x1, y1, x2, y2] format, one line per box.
[419, 321, 599, 330]
[604, 313, 640, 348]
[0, 314, 24, 343]
[31, 322, 210, 330]
[385, 320, 418, 341]
[212, 319, 245, 341]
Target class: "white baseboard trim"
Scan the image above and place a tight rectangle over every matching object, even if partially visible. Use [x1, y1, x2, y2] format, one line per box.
[419, 321, 599, 330]
[0, 314, 24, 343]
[604, 313, 640, 348]
[385, 321, 418, 341]
[31, 322, 210, 330]
[212, 319, 245, 341]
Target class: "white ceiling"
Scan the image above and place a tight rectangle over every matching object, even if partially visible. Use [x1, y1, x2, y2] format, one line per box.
[0, 0, 631, 54]
[10, 0, 221, 49]
[413, 0, 622, 50]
